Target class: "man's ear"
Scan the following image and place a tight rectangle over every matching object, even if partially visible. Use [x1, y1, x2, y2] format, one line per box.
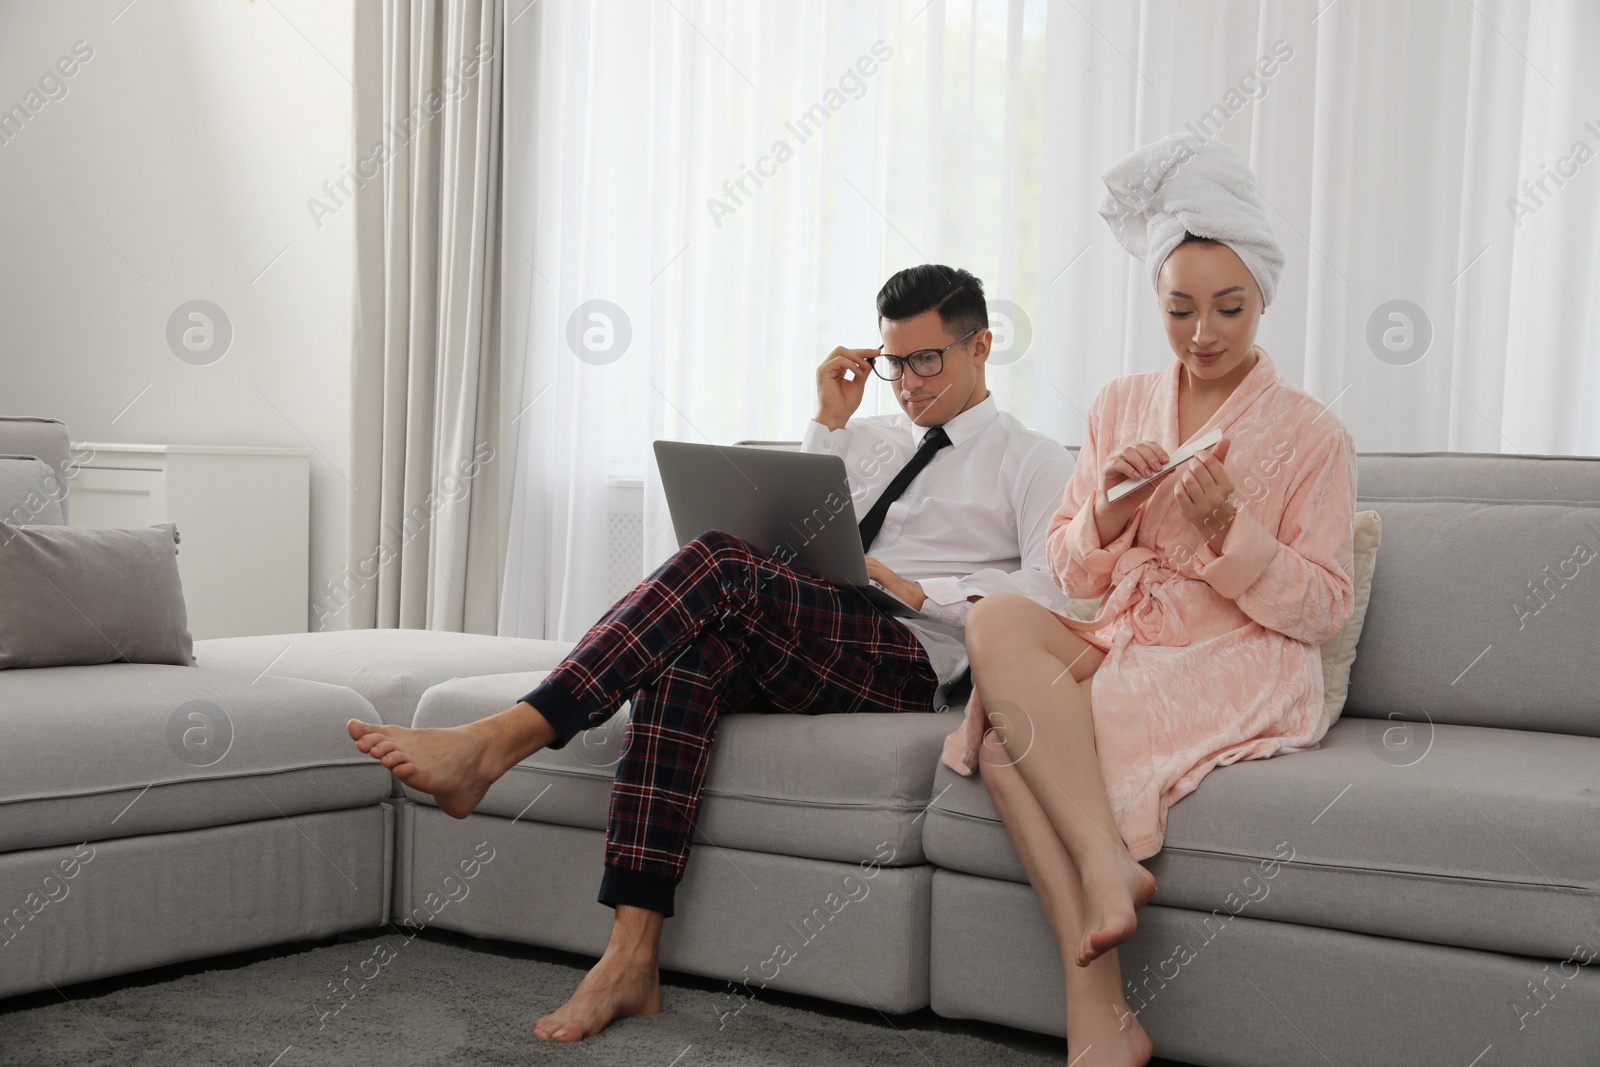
[970, 327, 993, 366]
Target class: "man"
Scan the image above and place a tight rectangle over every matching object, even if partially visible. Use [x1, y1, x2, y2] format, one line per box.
[347, 264, 1075, 1041]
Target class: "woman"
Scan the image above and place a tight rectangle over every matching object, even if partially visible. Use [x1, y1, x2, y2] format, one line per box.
[944, 133, 1357, 1065]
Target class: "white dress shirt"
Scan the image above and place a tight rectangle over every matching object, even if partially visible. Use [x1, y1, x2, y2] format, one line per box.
[800, 394, 1079, 703]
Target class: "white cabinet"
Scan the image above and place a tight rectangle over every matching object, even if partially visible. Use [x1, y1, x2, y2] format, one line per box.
[69, 443, 311, 640]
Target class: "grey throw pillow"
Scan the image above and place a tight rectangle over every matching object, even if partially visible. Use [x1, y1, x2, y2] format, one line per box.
[0, 522, 195, 669]
[0, 454, 66, 530]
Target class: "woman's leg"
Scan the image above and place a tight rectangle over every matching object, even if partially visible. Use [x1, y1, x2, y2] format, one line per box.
[980, 746, 1152, 1065]
[965, 593, 1158, 968]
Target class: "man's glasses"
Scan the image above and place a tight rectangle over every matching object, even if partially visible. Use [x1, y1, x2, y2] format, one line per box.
[868, 328, 978, 381]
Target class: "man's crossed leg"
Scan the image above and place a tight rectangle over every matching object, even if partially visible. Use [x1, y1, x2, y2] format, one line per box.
[348, 529, 937, 1040]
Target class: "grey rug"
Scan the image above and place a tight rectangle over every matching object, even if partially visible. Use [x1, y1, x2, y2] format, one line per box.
[0, 929, 1194, 1066]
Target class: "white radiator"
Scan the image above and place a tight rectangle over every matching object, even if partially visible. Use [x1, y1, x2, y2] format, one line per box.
[606, 480, 645, 603]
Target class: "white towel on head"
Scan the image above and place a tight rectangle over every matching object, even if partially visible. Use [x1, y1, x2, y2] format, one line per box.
[1098, 133, 1285, 307]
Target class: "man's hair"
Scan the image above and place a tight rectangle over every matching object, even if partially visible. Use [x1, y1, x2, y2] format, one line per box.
[876, 265, 987, 339]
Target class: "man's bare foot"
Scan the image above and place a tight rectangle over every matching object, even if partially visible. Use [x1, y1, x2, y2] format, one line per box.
[347, 710, 548, 819]
[1075, 854, 1157, 968]
[1067, 997, 1154, 1066]
[534, 906, 664, 1041]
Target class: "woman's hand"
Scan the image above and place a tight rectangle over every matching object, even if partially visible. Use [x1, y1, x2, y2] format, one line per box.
[1093, 440, 1168, 545]
[1174, 438, 1238, 552]
[864, 556, 927, 611]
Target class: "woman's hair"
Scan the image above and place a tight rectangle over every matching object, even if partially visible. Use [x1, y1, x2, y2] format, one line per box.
[876, 264, 988, 337]
[1177, 231, 1222, 248]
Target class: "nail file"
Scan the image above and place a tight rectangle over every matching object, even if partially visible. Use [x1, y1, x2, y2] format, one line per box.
[1105, 427, 1224, 503]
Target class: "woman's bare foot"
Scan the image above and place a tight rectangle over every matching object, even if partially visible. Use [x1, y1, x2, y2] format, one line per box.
[534, 907, 664, 1041]
[348, 717, 517, 818]
[1067, 996, 1154, 1066]
[1075, 853, 1157, 968]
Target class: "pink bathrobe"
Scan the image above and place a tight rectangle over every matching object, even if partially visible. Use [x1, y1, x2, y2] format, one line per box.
[942, 347, 1357, 860]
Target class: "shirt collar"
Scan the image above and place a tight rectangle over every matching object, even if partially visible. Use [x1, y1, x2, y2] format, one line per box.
[913, 393, 999, 449]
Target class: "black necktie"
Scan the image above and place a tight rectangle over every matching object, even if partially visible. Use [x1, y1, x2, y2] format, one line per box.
[858, 426, 952, 550]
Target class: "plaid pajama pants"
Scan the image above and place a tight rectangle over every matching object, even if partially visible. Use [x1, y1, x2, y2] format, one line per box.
[519, 529, 938, 917]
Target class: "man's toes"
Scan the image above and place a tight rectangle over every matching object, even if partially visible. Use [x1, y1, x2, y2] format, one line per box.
[367, 739, 398, 760]
[355, 732, 387, 753]
[348, 718, 388, 742]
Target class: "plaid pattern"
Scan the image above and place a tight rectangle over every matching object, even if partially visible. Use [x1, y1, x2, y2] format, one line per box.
[529, 530, 936, 895]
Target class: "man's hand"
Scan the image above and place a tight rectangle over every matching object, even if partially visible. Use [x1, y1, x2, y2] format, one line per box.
[864, 556, 927, 612]
[815, 347, 878, 431]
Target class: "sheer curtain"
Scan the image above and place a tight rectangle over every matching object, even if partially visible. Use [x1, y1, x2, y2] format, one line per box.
[498, 0, 1600, 641]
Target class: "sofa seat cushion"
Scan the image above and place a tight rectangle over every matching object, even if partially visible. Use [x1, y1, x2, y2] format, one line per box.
[194, 629, 575, 725]
[922, 717, 1600, 960]
[409, 671, 960, 865]
[0, 664, 392, 853]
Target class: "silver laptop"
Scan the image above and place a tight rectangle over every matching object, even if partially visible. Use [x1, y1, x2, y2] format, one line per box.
[652, 440, 921, 618]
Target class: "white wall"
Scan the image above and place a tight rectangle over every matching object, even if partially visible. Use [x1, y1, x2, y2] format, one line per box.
[0, 0, 355, 627]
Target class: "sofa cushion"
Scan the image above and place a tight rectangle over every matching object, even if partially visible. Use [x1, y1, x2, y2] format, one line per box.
[193, 629, 575, 725]
[409, 671, 959, 865]
[1346, 451, 1600, 736]
[922, 717, 1600, 960]
[0, 664, 392, 853]
[1320, 509, 1380, 726]
[0, 416, 72, 521]
[0, 523, 194, 669]
[0, 454, 65, 528]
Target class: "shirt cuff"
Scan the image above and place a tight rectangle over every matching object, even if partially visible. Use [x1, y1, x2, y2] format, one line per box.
[800, 419, 850, 454]
[919, 576, 967, 606]
[1193, 506, 1279, 600]
[917, 589, 971, 626]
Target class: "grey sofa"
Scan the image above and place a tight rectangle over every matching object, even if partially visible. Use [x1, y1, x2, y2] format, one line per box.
[356, 448, 1600, 1065]
[4, 412, 1598, 1066]
[0, 416, 572, 1001]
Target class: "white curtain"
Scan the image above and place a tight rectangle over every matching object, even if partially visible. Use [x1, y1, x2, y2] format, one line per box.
[346, 0, 516, 634]
[498, 0, 1600, 641]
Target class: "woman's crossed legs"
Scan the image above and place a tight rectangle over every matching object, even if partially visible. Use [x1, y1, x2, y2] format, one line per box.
[966, 592, 1157, 1066]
